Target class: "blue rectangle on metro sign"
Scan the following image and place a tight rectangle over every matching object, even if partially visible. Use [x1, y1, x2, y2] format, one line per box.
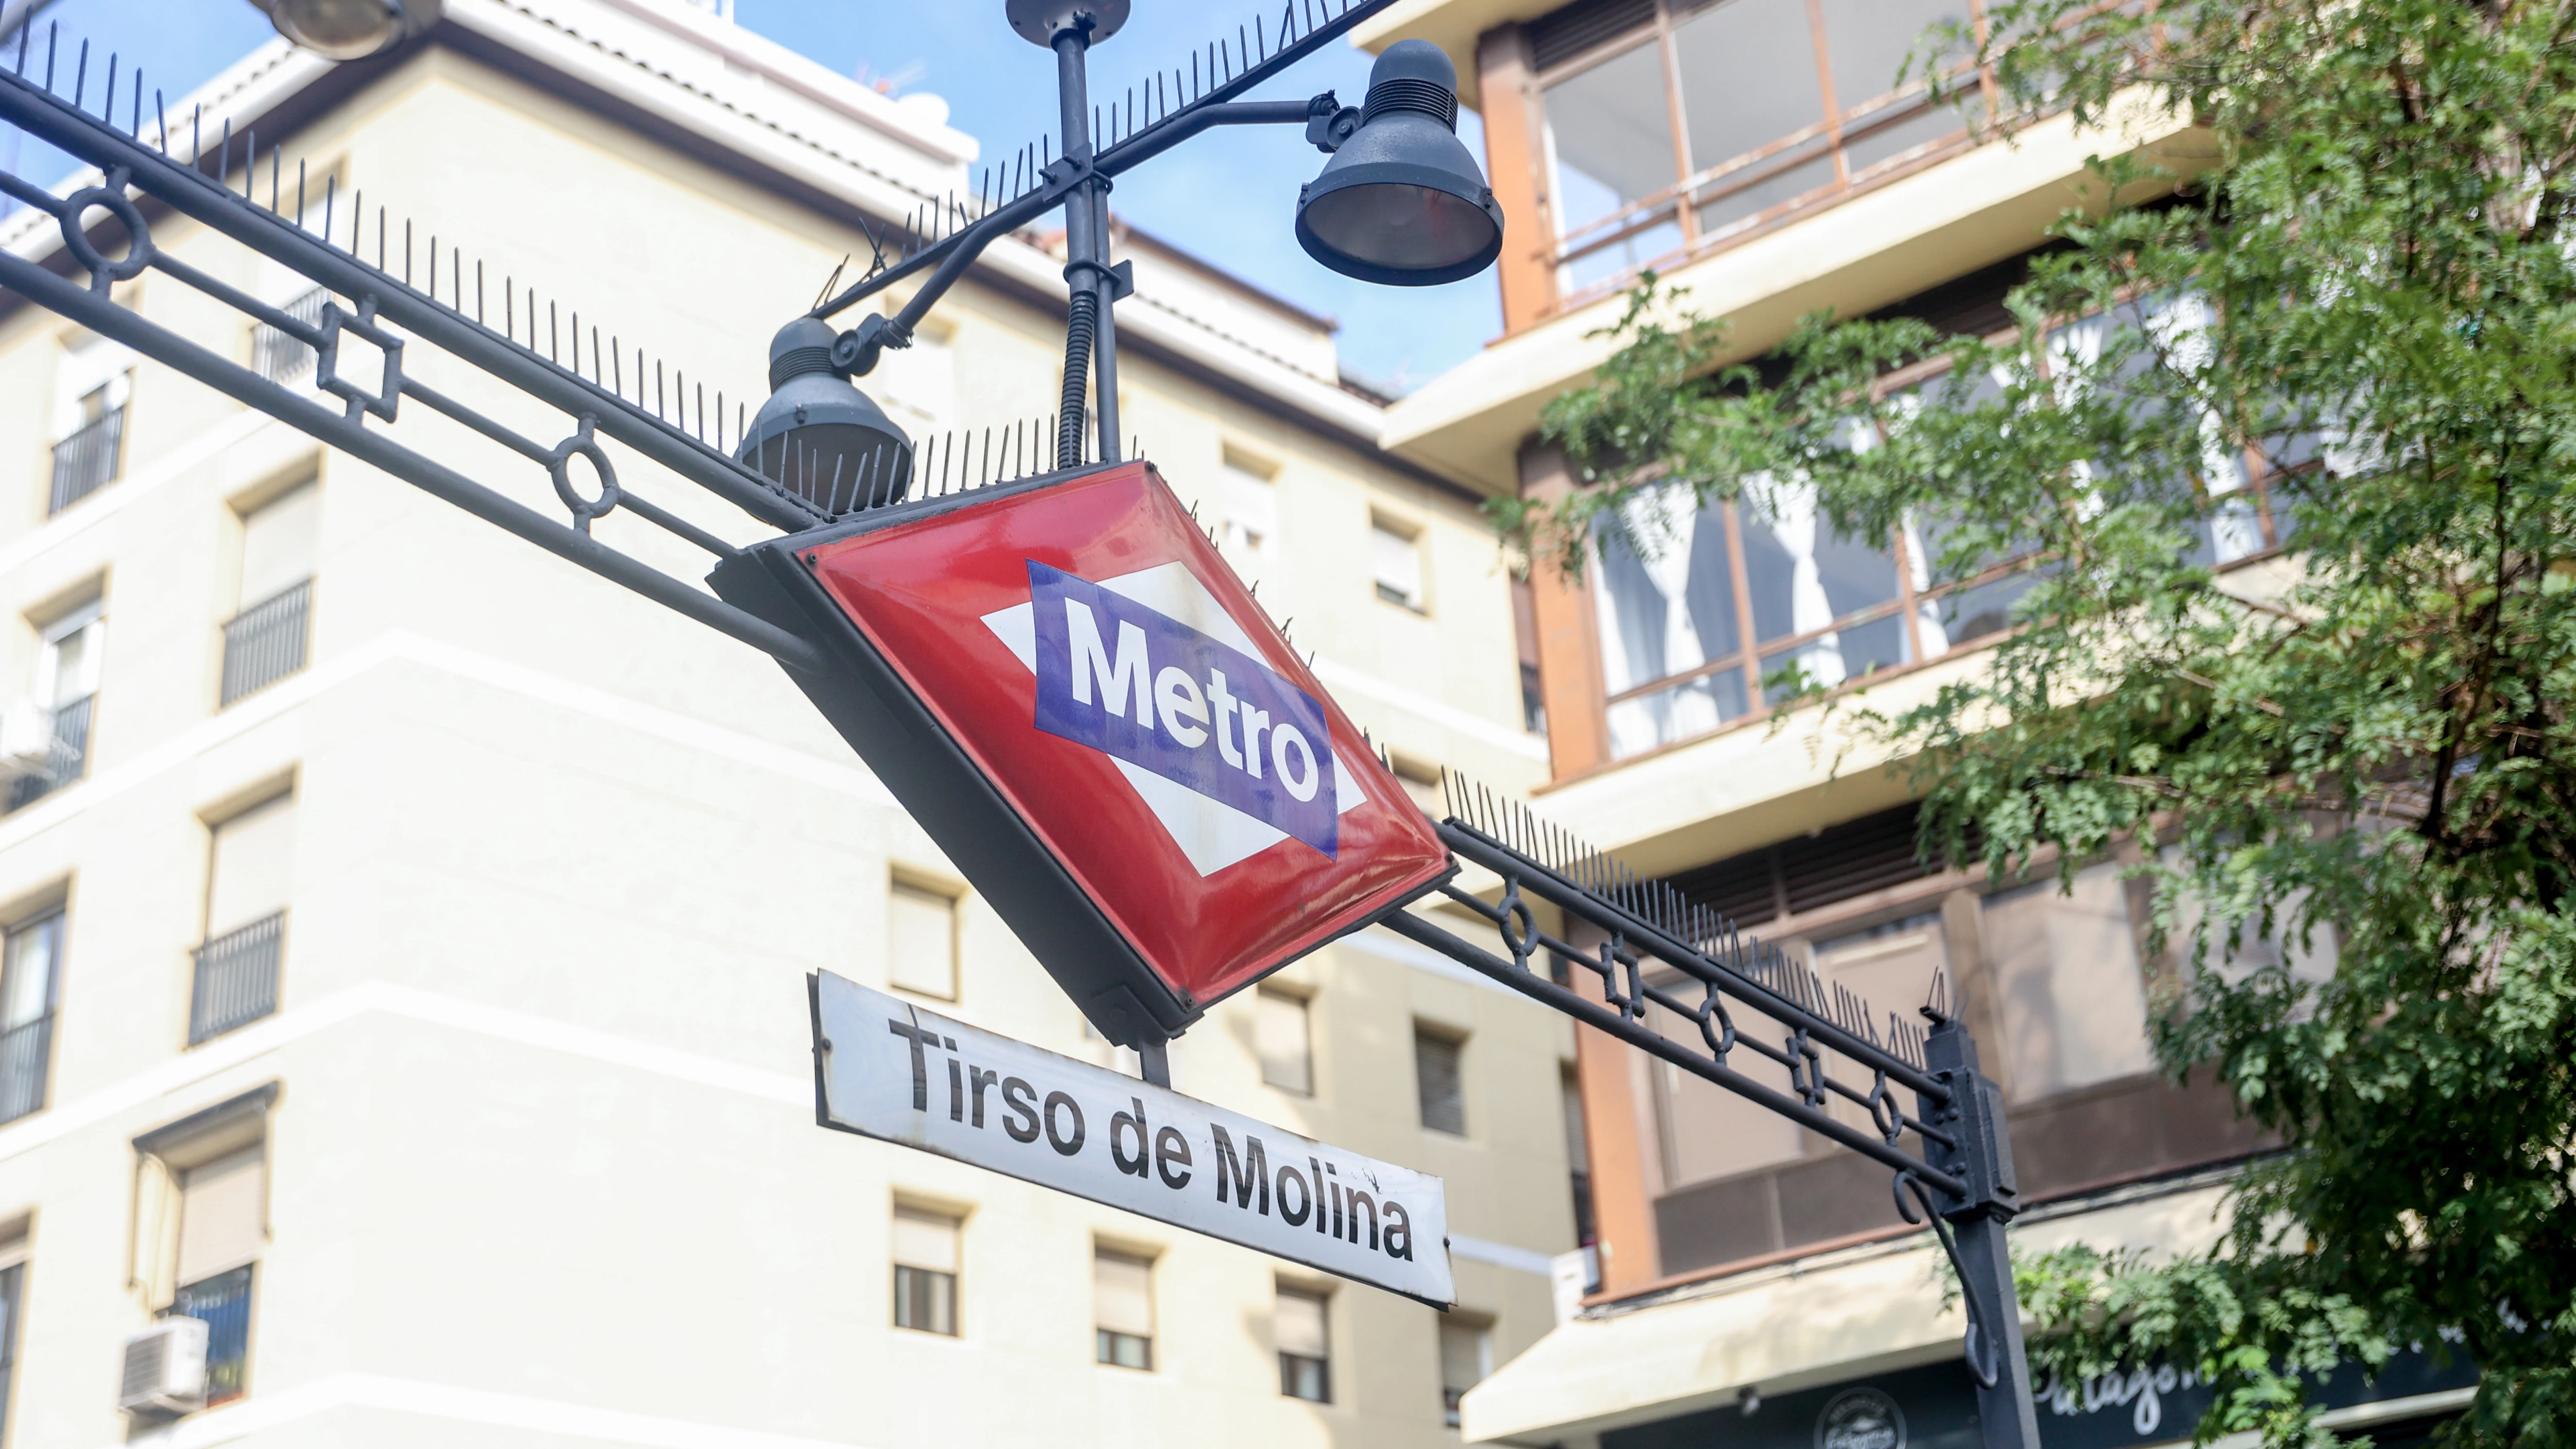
[1029, 560, 1338, 858]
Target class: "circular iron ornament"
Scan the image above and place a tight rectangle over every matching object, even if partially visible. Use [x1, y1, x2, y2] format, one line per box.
[59, 174, 154, 291]
[547, 416, 620, 534]
[1498, 882, 1537, 971]
[1816, 1387, 1907, 1449]
[1697, 993, 1738, 1058]
[1866, 1071, 1903, 1141]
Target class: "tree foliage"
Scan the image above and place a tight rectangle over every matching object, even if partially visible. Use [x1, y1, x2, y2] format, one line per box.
[1511, 2, 2576, 1443]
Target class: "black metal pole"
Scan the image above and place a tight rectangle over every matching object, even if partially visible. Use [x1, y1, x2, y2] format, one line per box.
[1051, 28, 1121, 468]
[1923, 1019, 2041, 1449]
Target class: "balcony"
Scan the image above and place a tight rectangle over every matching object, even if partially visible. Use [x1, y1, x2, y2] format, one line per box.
[170, 1265, 253, 1406]
[4, 693, 92, 812]
[190, 912, 282, 1045]
[0, 1012, 52, 1123]
[48, 406, 124, 515]
[219, 580, 310, 707]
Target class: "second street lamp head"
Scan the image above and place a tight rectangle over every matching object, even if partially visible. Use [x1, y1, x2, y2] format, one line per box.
[738, 318, 913, 516]
[1294, 40, 1504, 287]
[245, 0, 440, 60]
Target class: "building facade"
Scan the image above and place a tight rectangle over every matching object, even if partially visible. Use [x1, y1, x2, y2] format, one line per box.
[0, 2, 1578, 1444]
[1350, 1, 2476, 1445]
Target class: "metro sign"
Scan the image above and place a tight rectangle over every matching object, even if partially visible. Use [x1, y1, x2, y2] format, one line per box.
[713, 460, 1452, 1045]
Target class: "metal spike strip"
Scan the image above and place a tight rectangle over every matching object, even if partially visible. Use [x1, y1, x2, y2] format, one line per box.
[2, 25, 765, 473]
[1438, 769, 1927, 1068]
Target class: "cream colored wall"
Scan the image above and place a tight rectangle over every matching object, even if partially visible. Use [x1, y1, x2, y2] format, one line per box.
[0, 32, 1558, 1449]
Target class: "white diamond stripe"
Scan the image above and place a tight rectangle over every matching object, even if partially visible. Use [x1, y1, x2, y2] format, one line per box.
[977, 565, 1364, 878]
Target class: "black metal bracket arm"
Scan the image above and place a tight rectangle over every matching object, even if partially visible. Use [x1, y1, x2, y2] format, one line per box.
[811, 89, 1341, 365]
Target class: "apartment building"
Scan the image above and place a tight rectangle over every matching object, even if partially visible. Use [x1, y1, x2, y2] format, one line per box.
[0, 2, 1578, 1444]
[1348, 1, 2476, 1445]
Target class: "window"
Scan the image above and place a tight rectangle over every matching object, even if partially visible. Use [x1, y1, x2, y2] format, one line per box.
[1415, 1027, 1467, 1136]
[1093, 1248, 1154, 1370]
[891, 1206, 959, 1336]
[1276, 1284, 1330, 1401]
[1255, 987, 1313, 1095]
[0, 1222, 22, 1441]
[1439, 1317, 1493, 1426]
[1217, 453, 1280, 596]
[222, 486, 317, 706]
[194, 793, 293, 1044]
[49, 335, 133, 514]
[1588, 289, 2309, 761]
[1981, 862, 2154, 1101]
[135, 1088, 272, 1408]
[9, 599, 104, 810]
[0, 910, 62, 1124]
[1532, 0, 1974, 299]
[887, 881, 959, 1000]
[1371, 518, 1426, 612]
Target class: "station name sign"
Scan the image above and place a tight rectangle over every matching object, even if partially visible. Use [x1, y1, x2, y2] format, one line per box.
[811, 969, 1454, 1306]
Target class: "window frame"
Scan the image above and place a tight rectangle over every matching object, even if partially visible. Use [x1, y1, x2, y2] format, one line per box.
[1254, 985, 1315, 1097]
[1588, 297, 2302, 763]
[1413, 1024, 1469, 1137]
[889, 1203, 963, 1338]
[1275, 1283, 1333, 1403]
[886, 875, 963, 1002]
[1532, 0, 2003, 310]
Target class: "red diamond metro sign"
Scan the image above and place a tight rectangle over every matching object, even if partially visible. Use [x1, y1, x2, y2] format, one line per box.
[712, 460, 1453, 1046]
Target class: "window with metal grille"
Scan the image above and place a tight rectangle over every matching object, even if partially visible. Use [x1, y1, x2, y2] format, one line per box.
[170, 1265, 253, 1406]
[1276, 1285, 1330, 1402]
[9, 599, 104, 812]
[1414, 1027, 1467, 1136]
[193, 794, 293, 1044]
[891, 1206, 960, 1336]
[0, 910, 62, 1124]
[250, 287, 330, 384]
[221, 486, 317, 707]
[1093, 1248, 1154, 1370]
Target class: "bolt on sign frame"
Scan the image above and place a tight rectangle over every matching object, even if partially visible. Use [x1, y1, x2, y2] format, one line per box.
[0, 13, 2038, 1444]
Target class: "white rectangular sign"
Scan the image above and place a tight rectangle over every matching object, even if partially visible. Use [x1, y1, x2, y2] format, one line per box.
[810, 970, 1454, 1306]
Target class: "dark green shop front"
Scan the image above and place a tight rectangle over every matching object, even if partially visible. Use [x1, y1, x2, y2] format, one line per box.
[1600, 1348, 2476, 1449]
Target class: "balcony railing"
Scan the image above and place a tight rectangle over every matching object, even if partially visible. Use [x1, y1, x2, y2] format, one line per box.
[250, 287, 330, 383]
[48, 406, 124, 514]
[0, 1012, 53, 1123]
[4, 692, 92, 813]
[170, 1265, 253, 1406]
[190, 912, 282, 1045]
[219, 579, 311, 707]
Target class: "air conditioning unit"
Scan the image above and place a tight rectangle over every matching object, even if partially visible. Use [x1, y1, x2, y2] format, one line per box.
[0, 704, 51, 780]
[117, 1316, 209, 1416]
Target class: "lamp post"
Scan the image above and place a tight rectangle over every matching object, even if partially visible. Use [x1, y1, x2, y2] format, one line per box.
[744, 3, 1504, 504]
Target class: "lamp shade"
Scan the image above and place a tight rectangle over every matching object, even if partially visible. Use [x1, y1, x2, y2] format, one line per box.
[1293, 40, 1503, 286]
[247, 0, 439, 60]
[736, 318, 913, 516]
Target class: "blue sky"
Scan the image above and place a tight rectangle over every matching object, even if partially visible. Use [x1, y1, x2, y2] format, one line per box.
[2, 1, 1502, 393]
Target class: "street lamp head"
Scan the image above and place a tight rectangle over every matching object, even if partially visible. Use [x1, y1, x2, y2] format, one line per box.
[245, 0, 440, 60]
[1293, 40, 1503, 287]
[737, 317, 913, 515]
[1005, 0, 1127, 47]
